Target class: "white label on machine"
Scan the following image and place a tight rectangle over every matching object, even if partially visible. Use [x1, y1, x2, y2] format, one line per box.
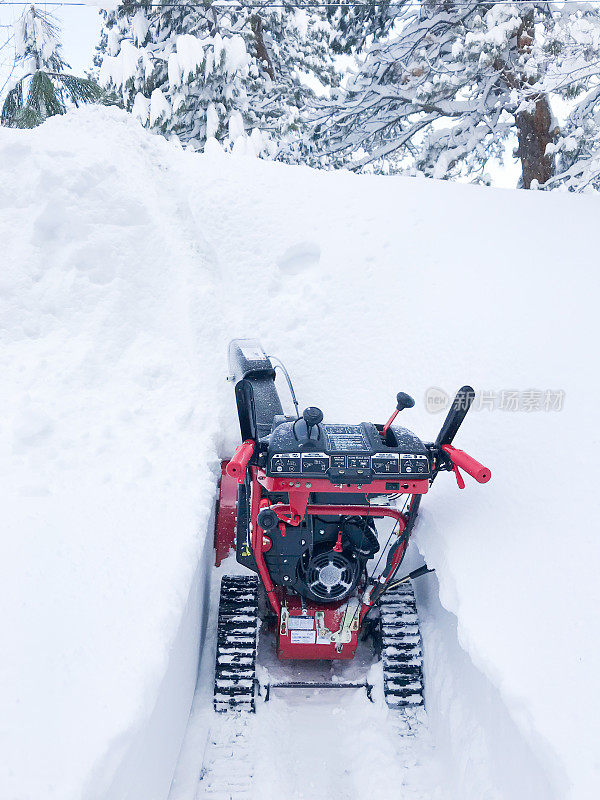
[288, 616, 314, 630]
[317, 630, 332, 643]
[290, 629, 316, 644]
[241, 345, 265, 361]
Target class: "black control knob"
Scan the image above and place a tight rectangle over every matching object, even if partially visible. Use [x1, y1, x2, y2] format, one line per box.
[396, 392, 415, 411]
[302, 407, 324, 427]
[257, 507, 279, 532]
[302, 406, 323, 443]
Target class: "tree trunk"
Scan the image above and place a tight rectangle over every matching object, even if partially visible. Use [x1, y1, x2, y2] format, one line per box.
[514, 8, 554, 188]
[251, 15, 275, 80]
[515, 95, 554, 188]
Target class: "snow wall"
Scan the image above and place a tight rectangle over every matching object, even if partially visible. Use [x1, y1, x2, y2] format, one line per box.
[2, 107, 599, 800]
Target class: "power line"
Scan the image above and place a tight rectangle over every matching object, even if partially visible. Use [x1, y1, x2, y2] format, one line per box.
[4, 0, 600, 6]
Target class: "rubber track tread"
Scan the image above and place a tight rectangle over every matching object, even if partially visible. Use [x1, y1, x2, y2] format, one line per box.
[213, 575, 259, 713]
[379, 581, 425, 708]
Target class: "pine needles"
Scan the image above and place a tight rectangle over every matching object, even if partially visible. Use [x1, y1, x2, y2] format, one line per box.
[1, 6, 103, 129]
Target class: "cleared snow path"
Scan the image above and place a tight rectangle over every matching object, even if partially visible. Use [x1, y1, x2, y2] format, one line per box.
[163, 142, 450, 800]
[169, 563, 447, 800]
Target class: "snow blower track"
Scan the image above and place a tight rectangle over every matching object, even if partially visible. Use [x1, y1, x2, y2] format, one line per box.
[380, 582, 425, 708]
[189, 565, 444, 800]
[213, 576, 259, 713]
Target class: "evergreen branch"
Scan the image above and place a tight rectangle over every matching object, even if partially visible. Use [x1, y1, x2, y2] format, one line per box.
[51, 73, 104, 104]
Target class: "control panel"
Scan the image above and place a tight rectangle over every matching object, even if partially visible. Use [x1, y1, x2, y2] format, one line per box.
[266, 421, 431, 483]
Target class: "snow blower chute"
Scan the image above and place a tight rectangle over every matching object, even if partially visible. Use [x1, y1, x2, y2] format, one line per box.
[213, 339, 491, 712]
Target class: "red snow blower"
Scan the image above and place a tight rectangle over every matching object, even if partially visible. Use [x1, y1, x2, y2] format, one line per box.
[213, 340, 491, 712]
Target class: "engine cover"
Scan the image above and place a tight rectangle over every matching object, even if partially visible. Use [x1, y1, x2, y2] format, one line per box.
[296, 546, 359, 602]
[263, 515, 379, 603]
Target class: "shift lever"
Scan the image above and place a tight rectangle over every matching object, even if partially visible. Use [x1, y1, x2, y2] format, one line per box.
[302, 406, 323, 439]
[382, 392, 415, 439]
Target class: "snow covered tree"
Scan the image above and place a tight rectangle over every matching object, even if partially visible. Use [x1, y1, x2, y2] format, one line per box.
[328, 0, 399, 55]
[316, 1, 600, 189]
[541, 7, 600, 191]
[1, 6, 101, 129]
[97, 2, 337, 159]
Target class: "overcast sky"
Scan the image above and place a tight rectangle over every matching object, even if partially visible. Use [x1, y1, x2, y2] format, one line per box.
[55, 5, 102, 72]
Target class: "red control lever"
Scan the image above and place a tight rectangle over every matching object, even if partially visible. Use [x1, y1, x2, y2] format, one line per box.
[442, 444, 491, 484]
[226, 440, 255, 483]
[382, 409, 399, 439]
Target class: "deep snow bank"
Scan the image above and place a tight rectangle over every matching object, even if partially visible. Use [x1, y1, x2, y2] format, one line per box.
[2, 106, 599, 800]
[0, 110, 225, 800]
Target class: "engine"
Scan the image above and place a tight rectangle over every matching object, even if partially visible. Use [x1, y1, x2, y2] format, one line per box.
[262, 513, 379, 603]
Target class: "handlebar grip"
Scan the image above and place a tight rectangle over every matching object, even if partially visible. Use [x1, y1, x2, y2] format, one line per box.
[226, 440, 255, 483]
[435, 386, 475, 447]
[442, 445, 491, 484]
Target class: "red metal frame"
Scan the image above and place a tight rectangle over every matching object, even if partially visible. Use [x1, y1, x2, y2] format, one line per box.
[214, 459, 424, 660]
[249, 470, 280, 614]
[276, 594, 360, 660]
[214, 461, 238, 567]
[249, 466, 417, 618]
[257, 473, 429, 494]
[256, 471, 428, 526]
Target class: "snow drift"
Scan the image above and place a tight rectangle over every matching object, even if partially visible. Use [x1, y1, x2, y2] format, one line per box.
[1, 106, 599, 800]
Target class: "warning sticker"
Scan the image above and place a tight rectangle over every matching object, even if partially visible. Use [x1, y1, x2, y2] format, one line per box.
[290, 629, 316, 645]
[288, 616, 314, 631]
[241, 345, 265, 361]
[323, 424, 369, 452]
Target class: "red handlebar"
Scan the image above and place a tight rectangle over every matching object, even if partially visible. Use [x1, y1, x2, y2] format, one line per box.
[226, 440, 255, 483]
[442, 445, 491, 484]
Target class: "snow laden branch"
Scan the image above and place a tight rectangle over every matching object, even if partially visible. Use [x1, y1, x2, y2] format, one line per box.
[315, 1, 600, 190]
[97, 1, 338, 159]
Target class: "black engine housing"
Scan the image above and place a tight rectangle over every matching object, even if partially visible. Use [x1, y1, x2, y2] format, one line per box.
[263, 514, 379, 603]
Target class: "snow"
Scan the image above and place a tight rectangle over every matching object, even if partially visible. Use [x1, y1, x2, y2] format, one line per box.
[212, 32, 225, 70]
[227, 109, 244, 142]
[131, 10, 149, 47]
[132, 91, 150, 124]
[149, 88, 171, 126]
[1, 108, 221, 800]
[224, 34, 249, 77]
[206, 102, 219, 140]
[2, 106, 600, 800]
[168, 52, 182, 89]
[175, 34, 204, 83]
[99, 40, 142, 90]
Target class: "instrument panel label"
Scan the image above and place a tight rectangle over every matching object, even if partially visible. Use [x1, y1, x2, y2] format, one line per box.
[301, 452, 330, 473]
[372, 452, 400, 474]
[323, 424, 369, 452]
[400, 454, 429, 475]
[270, 453, 301, 473]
